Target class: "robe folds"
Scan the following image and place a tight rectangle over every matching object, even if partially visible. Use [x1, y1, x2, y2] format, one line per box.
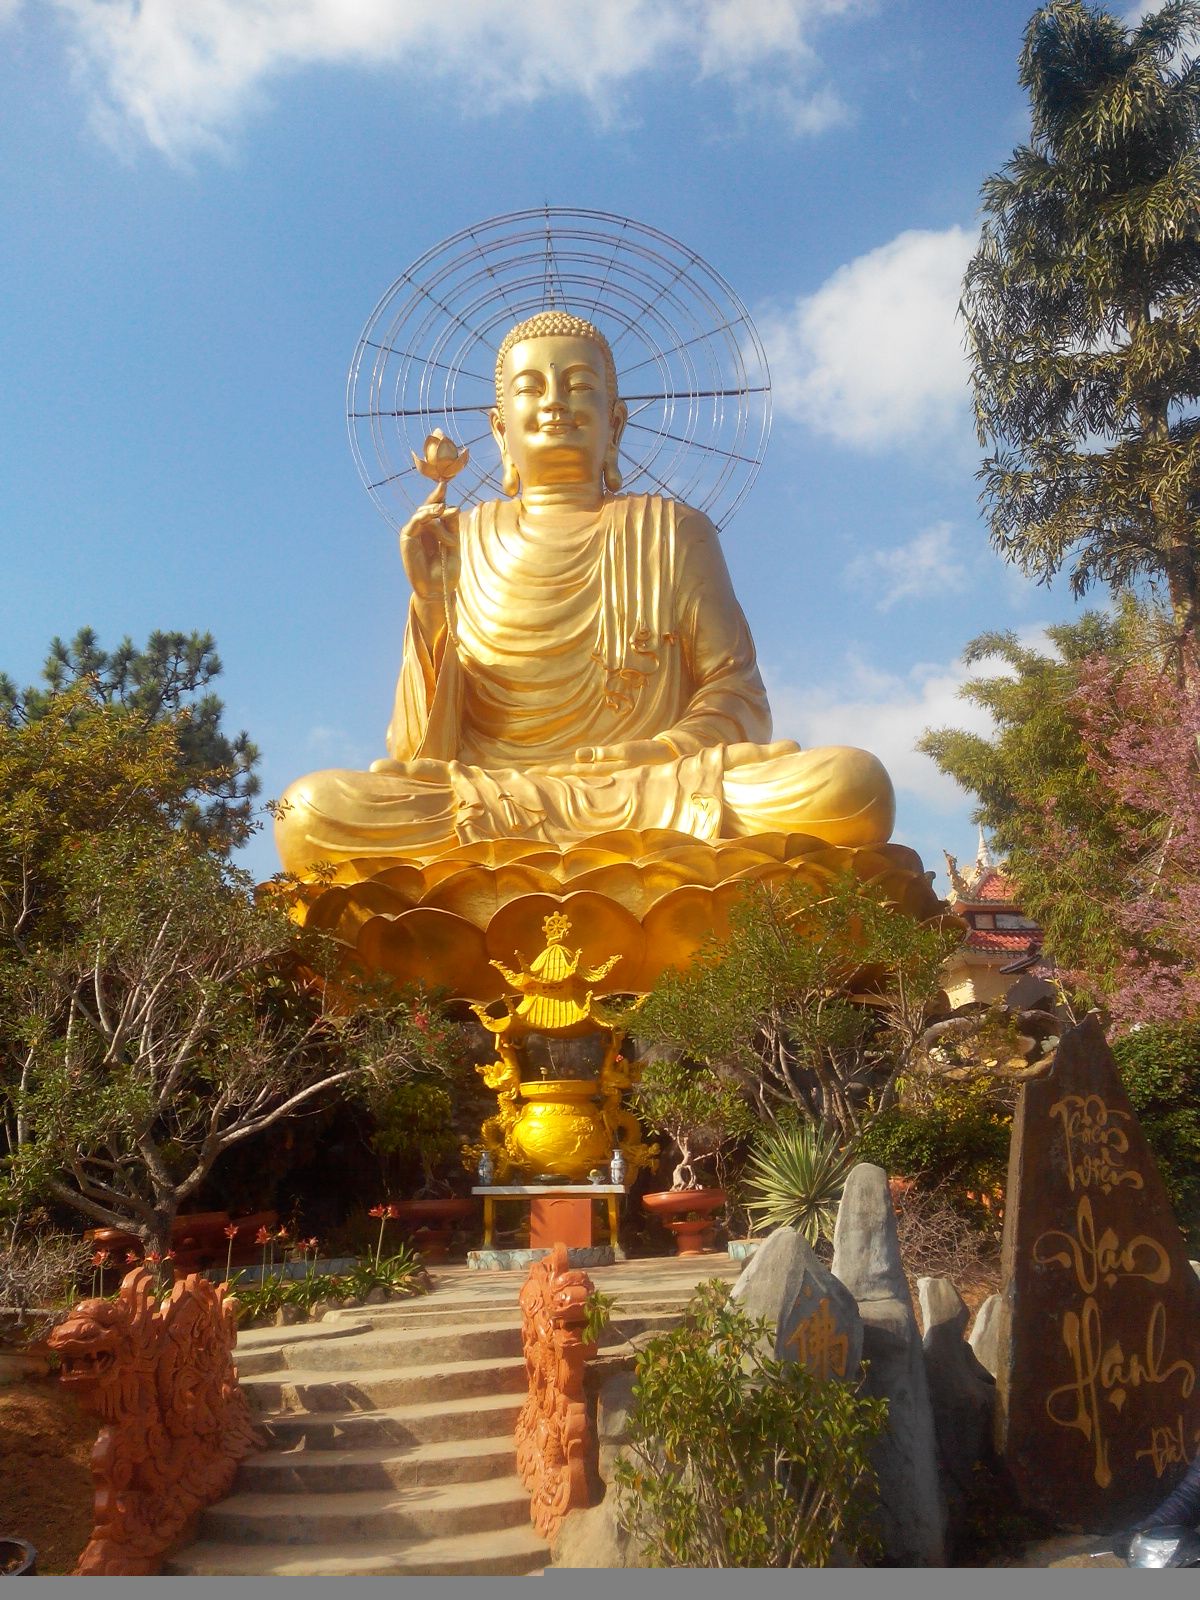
[275, 494, 894, 873]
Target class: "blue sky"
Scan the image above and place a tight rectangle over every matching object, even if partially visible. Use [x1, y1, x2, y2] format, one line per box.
[1, 0, 1131, 886]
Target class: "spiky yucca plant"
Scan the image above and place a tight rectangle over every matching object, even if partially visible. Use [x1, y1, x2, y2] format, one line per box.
[743, 1124, 856, 1244]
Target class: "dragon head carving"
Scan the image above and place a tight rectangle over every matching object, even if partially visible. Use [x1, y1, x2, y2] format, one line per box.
[49, 1268, 160, 1422]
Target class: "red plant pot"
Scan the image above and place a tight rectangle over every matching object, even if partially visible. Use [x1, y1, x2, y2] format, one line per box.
[389, 1198, 475, 1226]
[640, 1188, 725, 1256]
[388, 1198, 475, 1259]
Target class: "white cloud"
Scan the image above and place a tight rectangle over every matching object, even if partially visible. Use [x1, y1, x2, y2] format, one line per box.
[845, 519, 970, 612]
[764, 651, 996, 815]
[764, 625, 1058, 819]
[761, 224, 978, 450]
[46, 0, 873, 159]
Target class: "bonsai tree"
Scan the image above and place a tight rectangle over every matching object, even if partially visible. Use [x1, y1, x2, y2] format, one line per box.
[369, 1075, 463, 1198]
[629, 1057, 755, 1190]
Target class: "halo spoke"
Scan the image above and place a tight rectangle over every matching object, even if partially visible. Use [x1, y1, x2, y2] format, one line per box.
[348, 208, 771, 532]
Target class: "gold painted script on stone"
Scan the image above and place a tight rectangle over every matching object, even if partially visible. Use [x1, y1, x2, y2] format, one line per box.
[1050, 1093, 1143, 1195]
[1035, 1178, 1195, 1488]
[787, 1296, 849, 1381]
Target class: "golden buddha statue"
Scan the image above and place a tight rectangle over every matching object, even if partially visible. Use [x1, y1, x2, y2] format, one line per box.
[275, 311, 895, 875]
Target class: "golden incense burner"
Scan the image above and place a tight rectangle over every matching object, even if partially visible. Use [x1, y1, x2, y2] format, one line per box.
[469, 913, 656, 1183]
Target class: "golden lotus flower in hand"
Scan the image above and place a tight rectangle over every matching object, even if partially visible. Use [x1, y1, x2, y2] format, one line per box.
[413, 428, 469, 483]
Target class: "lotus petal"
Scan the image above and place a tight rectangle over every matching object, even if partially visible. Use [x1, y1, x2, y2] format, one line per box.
[330, 854, 423, 886]
[356, 908, 500, 1000]
[561, 862, 653, 919]
[641, 886, 730, 986]
[555, 848, 635, 879]
[420, 863, 562, 923]
[427, 838, 551, 869]
[306, 881, 415, 940]
[369, 863, 429, 901]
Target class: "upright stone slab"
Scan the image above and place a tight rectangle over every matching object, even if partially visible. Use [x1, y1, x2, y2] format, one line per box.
[832, 1164, 946, 1566]
[997, 1014, 1200, 1528]
[919, 1275, 996, 1544]
[730, 1226, 862, 1378]
[968, 1293, 1003, 1380]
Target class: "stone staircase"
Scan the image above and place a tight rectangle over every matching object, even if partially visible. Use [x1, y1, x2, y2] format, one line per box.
[166, 1257, 739, 1578]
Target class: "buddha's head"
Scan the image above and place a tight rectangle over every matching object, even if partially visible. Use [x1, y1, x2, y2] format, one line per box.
[489, 311, 627, 500]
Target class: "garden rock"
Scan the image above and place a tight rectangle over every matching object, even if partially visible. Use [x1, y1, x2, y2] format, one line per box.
[551, 1496, 650, 1569]
[276, 1304, 303, 1326]
[596, 1369, 636, 1483]
[918, 1276, 996, 1541]
[364, 1287, 388, 1305]
[832, 1163, 946, 1566]
[731, 1226, 862, 1379]
[968, 1293, 1003, 1379]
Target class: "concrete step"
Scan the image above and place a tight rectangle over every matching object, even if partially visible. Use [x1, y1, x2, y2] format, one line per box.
[283, 1321, 524, 1370]
[260, 1389, 524, 1450]
[273, 1309, 682, 1375]
[234, 1319, 374, 1376]
[199, 1473, 531, 1545]
[336, 1282, 704, 1329]
[238, 1433, 517, 1493]
[165, 1522, 549, 1577]
[236, 1317, 373, 1350]
[243, 1352, 526, 1414]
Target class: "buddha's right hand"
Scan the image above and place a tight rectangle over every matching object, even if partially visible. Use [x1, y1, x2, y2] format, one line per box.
[400, 482, 460, 605]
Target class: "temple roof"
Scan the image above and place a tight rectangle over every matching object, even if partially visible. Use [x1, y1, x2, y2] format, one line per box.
[942, 834, 1044, 960]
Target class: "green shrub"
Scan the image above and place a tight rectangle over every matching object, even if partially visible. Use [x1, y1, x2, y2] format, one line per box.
[613, 1280, 886, 1568]
[855, 1078, 1010, 1204]
[342, 1245, 425, 1300]
[1114, 1022, 1200, 1249]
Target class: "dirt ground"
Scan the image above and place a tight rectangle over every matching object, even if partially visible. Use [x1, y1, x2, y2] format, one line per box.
[0, 1375, 94, 1575]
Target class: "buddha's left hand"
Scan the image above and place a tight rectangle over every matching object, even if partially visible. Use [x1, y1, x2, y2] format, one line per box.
[573, 740, 675, 768]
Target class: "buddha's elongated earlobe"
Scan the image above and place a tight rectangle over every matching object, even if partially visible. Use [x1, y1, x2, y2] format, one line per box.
[501, 455, 520, 497]
[602, 448, 623, 494]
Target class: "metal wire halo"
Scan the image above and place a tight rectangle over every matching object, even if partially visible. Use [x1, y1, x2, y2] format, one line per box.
[347, 207, 771, 533]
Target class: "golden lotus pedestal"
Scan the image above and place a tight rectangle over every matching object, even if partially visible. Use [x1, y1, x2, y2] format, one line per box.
[285, 829, 946, 1005]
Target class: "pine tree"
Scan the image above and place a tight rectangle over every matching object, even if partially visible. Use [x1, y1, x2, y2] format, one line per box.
[962, 0, 1200, 664]
[0, 628, 259, 851]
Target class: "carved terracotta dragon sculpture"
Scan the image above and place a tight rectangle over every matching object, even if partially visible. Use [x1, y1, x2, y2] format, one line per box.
[48, 1265, 261, 1575]
[514, 1242, 596, 1543]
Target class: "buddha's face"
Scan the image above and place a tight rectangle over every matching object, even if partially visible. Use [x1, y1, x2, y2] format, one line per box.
[490, 333, 626, 493]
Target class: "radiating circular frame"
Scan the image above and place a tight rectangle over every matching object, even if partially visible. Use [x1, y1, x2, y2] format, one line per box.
[347, 208, 771, 533]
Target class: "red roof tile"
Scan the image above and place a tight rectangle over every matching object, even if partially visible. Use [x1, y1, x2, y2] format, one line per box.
[964, 929, 1044, 953]
[969, 869, 1015, 903]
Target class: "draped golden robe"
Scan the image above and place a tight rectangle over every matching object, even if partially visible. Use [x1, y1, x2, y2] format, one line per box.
[275, 494, 894, 874]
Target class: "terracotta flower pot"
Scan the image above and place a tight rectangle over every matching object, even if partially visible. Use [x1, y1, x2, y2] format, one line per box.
[0, 1540, 37, 1575]
[389, 1198, 475, 1260]
[641, 1188, 725, 1256]
[389, 1198, 474, 1225]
